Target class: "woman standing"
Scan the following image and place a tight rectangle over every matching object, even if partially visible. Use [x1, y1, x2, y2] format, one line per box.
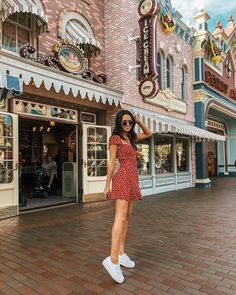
[102, 110, 152, 283]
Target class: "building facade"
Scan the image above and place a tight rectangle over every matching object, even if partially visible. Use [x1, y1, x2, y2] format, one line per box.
[105, 0, 224, 196]
[193, 11, 236, 187]
[0, 0, 123, 219]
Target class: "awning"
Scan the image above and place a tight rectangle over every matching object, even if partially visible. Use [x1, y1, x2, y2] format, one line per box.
[2, 0, 48, 31]
[0, 74, 22, 92]
[0, 50, 122, 107]
[66, 19, 101, 58]
[133, 110, 225, 142]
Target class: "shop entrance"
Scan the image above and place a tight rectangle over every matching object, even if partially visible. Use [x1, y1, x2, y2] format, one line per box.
[207, 141, 217, 177]
[19, 118, 77, 211]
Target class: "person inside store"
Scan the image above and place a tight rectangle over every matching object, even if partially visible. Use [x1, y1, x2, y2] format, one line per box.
[103, 109, 152, 283]
[42, 154, 57, 190]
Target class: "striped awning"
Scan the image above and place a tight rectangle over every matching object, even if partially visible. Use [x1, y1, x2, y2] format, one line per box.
[66, 19, 101, 58]
[2, 0, 48, 31]
[134, 111, 225, 142]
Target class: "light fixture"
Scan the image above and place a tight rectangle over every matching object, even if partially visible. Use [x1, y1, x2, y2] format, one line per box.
[50, 121, 55, 127]
[32, 127, 36, 132]
[47, 127, 51, 132]
[61, 139, 65, 143]
[40, 126, 44, 131]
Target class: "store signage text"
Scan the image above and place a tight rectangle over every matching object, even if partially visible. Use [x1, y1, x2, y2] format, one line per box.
[205, 71, 236, 100]
[205, 71, 228, 94]
[138, 0, 159, 99]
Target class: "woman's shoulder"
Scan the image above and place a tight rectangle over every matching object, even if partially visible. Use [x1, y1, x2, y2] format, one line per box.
[109, 134, 122, 146]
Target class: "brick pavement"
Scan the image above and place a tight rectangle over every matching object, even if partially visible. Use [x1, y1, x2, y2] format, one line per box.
[1, 178, 236, 295]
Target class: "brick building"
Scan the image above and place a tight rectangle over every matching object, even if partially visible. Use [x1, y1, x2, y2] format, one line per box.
[193, 11, 236, 186]
[0, 0, 227, 219]
[105, 0, 224, 196]
[0, 0, 122, 218]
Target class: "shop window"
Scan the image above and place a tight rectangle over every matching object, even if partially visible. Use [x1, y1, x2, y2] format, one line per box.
[176, 138, 189, 172]
[136, 138, 151, 175]
[0, 114, 13, 184]
[181, 66, 187, 100]
[87, 127, 108, 177]
[2, 13, 33, 53]
[136, 39, 141, 80]
[166, 55, 173, 90]
[154, 135, 173, 174]
[157, 50, 164, 90]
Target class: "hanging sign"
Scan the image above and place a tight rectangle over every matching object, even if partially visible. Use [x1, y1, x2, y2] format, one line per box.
[160, 6, 175, 33]
[52, 40, 85, 74]
[138, 0, 159, 99]
[210, 39, 222, 63]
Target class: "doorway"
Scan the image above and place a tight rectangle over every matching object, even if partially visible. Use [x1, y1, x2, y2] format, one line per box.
[207, 141, 217, 177]
[19, 118, 78, 211]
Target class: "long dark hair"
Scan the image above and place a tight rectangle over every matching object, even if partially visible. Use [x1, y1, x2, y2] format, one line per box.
[112, 110, 137, 146]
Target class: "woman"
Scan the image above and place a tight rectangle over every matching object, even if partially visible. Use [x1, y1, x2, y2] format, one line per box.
[102, 109, 152, 283]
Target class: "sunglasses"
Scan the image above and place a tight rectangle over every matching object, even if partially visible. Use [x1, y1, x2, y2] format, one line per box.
[122, 120, 134, 127]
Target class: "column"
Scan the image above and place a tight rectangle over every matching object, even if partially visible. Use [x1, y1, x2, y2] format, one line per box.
[195, 101, 211, 188]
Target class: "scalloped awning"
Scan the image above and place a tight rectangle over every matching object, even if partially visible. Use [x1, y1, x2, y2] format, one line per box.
[133, 110, 225, 142]
[0, 50, 122, 107]
[2, 0, 48, 32]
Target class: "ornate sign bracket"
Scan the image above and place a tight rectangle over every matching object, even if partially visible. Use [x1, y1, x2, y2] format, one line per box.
[20, 41, 107, 84]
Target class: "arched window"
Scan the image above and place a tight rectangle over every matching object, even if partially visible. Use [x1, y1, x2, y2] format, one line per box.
[61, 12, 100, 60]
[166, 55, 173, 90]
[181, 66, 187, 100]
[157, 50, 164, 90]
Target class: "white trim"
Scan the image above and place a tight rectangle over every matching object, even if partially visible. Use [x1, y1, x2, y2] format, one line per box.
[195, 178, 211, 184]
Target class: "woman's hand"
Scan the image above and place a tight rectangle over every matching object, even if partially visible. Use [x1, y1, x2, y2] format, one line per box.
[104, 186, 111, 198]
[133, 114, 142, 125]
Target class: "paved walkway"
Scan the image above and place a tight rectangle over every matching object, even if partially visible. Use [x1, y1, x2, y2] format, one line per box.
[1, 178, 236, 295]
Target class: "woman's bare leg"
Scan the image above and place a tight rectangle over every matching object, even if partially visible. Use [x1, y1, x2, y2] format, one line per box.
[110, 199, 129, 264]
[118, 202, 133, 255]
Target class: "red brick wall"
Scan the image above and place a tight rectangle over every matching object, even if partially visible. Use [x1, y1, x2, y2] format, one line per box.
[104, 0, 195, 124]
[38, 0, 105, 74]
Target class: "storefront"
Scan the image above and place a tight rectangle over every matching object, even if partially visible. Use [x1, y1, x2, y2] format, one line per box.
[0, 49, 122, 218]
[131, 109, 224, 195]
[193, 11, 236, 187]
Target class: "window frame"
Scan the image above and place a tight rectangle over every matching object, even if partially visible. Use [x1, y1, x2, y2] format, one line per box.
[2, 13, 35, 54]
[166, 55, 173, 91]
[181, 66, 187, 100]
[157, 50, 164, 90]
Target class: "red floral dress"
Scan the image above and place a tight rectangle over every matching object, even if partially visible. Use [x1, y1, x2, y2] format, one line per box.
[108, 135, 143, 201]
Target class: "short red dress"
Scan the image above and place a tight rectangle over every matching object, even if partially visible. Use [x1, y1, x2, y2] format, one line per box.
[108, 135, 143, 201]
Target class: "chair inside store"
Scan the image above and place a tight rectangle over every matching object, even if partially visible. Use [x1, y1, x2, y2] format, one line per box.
[19, 118, 77, 211]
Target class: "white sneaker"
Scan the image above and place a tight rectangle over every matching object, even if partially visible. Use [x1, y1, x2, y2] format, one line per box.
[102, 256, 124, 283]
[119, 253, 135, 268]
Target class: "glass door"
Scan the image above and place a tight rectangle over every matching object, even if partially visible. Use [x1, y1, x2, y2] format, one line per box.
[0, 112, 19, 218]
[82, 124, 111, 202]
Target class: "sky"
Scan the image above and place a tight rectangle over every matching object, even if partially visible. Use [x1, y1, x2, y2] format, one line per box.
[171, 0, 236, 32]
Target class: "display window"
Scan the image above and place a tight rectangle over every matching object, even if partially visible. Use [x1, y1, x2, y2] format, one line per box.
[136, 139, 151, 175]
[154, 135, 173, 174]
[0, 114, 13, 183]
[87, 127, 108, 177]
[176, 138, 189, 172]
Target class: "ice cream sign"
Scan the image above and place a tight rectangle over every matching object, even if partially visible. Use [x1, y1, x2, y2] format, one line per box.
[138, 0, 159, 99]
